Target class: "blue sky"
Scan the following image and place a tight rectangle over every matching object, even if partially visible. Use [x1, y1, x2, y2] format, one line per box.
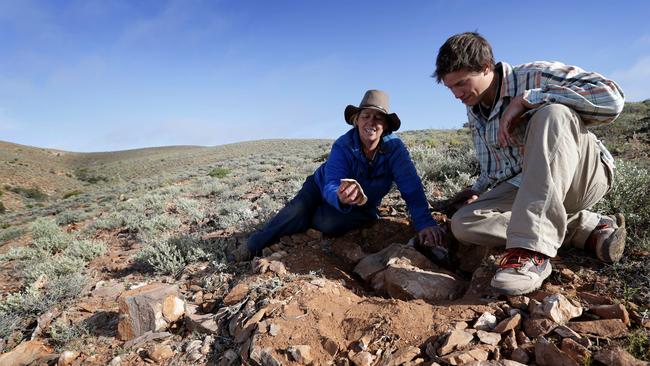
[1, 0, 649, 152]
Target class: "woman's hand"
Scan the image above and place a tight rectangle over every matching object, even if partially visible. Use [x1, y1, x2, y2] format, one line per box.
[337, 179, 366, 206]
[418, 225, 447, 247]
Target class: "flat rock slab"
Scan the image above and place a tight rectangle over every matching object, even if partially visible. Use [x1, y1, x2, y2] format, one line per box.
[375, 261, 466, 301]
[353, 243, 435, 281]
[567, 319, 628, 338]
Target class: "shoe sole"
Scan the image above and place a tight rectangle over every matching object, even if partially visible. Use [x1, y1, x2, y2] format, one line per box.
[599, 213, 626, 264]
[490, 261, 552, 296]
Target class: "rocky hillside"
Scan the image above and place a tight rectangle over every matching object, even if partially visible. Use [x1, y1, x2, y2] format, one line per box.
[0, 103, 648, 365]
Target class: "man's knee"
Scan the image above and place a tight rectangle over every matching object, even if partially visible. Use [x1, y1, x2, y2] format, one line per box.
[450, 206, 476, 244]
[530, 104, 578, 129]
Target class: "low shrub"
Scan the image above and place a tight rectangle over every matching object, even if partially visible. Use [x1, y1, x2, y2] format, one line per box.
[62, 190, 83, 199]
[75, 168, 109, 184]
[0, 226, 23, 242]
[0, 202, 5, 214]
[208, 167, 231, 179]
[136, 234, 224, 275]
[7, 186, 47, 200]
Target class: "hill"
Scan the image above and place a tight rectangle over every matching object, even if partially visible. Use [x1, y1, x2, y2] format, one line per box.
[0, 103, 648, 365]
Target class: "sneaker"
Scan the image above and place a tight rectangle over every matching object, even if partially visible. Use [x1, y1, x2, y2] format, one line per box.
[490, 248, 552, 295]
[586, 213, 626, 264]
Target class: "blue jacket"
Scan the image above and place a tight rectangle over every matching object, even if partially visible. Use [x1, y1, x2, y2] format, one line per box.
[313, 128, 437, 231]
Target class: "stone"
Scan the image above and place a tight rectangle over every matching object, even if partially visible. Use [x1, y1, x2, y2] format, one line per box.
[440, 348, 489, 365]
[507, 296, 530, 310]
[0, 340, 53, 366]
[577, 291, 611, 305]
[567, 319, 628, 338]
[594, 346, 649, 366]
[123, 331, 172, 349]
[269, 260, 288, 276]
[559, 268, 577, 281]
[116, 283, 178, 340]
[221, 349, 239, 366]
[374, 261, 465, 301]
[148, 344, 175, 362]
[437, 330, 474, 356]
[534, 337, 579, 366]
[553, 325, 582, 339]
[527, 299, 544, 318]
[234, 308, 267, 343]
[287, 345, 312, 364]
[305, 229, 321, 239]
[108, 356, 122, 366]
[474, 312, 497, 331]
[476, 330, 501, 345]
[269, 323, 281, 336]
[501, 361, 528, 366]
[185, 339, 203, 354]
[162, 295, 184, 322]
[322, 337, 339, 356]
[331, 240, 367, 264]
[184, 304, 220, 334]
[92, 280, 125, 299]
[501, 330, 518, 355]
[387, 345, 420, 365]
[57, 350, 79, 366]
[354, 243, 436, 281]
[523, 318, 557, 338]
[560, 338, 590, 364]
[510, 348, 530, 364]
[540, 294, 582, 324]
[201, 335, 214, 355]
[515, 330, 531, 345]
[493, 313, 521, 333]
[223, 283, 250, 305]
[349, 351, 374, 366]
[454, 321, 468, 330]
[589, 304, 630, 325]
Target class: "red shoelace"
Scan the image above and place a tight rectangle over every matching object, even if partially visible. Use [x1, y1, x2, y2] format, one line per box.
[586, 221, 611, 254]
[499, 248, 547, 269]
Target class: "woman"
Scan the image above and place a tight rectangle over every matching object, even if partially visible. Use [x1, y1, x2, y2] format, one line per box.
[233, 89, 444, 261]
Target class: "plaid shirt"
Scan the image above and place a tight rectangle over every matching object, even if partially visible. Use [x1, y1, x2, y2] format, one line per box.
[468, 61, 625, 193]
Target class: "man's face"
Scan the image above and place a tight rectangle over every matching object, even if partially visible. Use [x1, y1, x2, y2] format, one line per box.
[442, 68, 493, 106]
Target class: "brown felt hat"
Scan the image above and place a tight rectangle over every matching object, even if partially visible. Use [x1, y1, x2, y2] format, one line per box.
[344, 89, 401, 132]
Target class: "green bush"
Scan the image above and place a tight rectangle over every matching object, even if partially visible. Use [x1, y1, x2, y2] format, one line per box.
[62, 190, 83, 199]
[31, 218, 70, 253]
[75, 168, 109, 184]
[7, 186, 47, 200]
[55, 210, 88, 225]
[49, 318, 89, 351]
[137, 235, 225, 275]
[0, 226, 23, 242]
[208, 167, 231, 179]
[0, 202, 5, 214]
[594, 160, 650, 250]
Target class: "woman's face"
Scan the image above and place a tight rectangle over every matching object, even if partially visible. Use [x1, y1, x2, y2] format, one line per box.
[356, 108, 388, 148]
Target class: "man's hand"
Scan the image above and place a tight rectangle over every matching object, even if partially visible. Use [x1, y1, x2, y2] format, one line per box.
[418, 225, 447, 247]
[498, 95, 535, 147]
[337, 179, 366, 206]
[451, 187, 479, 206]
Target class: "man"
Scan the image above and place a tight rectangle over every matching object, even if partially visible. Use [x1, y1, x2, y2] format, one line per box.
[432, 32, 626, 295]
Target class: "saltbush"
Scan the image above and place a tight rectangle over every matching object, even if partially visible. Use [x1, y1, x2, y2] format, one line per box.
[136, 235, 220, 275]
[208, 167, 231, 178]
[594, 160, 650, 250]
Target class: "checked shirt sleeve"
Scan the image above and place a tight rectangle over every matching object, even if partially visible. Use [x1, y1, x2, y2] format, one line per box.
[519, 61, 625, 125]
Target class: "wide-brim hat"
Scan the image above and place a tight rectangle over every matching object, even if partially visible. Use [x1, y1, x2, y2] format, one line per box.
[344, 89, 401, 132]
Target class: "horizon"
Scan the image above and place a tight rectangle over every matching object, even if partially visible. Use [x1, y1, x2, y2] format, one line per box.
[1, 0, 649, 152]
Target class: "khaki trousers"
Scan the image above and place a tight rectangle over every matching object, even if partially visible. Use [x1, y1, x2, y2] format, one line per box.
[451, 104, 612, 258]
